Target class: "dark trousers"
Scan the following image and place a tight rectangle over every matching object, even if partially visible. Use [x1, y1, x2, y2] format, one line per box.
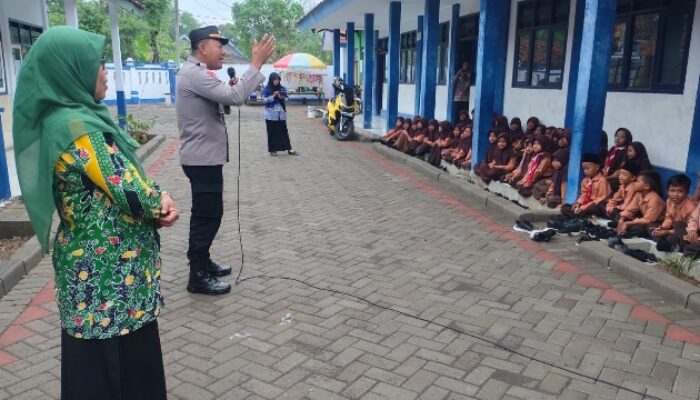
[61, 321, 166, 400]
[182, 165, 224, 272]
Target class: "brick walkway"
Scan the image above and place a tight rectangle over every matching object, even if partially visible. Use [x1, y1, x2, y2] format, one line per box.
[1, 104, 700, 399]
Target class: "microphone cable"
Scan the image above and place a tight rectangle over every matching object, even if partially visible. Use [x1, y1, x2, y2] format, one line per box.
[230, 107, 659, 400]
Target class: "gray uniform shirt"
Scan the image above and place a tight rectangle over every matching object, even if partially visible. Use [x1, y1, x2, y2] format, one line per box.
[176, 56, 265, 165]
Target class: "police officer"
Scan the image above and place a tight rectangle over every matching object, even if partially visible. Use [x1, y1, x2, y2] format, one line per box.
[177, 26, 275, 295]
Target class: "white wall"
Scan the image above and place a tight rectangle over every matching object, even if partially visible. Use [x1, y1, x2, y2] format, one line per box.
[5, 0, 44, 27]
[502, 0, 578, 127]
[602, 4, 700, 171]
[398, 84, 416, 116]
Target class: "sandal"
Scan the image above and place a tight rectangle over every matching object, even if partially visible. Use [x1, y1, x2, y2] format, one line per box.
[288, 150, 299, 156]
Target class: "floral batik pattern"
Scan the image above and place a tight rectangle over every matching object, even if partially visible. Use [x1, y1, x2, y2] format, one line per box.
[52, 131, 164, 339]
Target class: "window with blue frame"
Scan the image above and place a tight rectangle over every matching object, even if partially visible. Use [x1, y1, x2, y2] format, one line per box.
[608, 0, 695, 93]
[400, 31, 417, 84]
[513, 0, 570, 89]
[437, 22, 449, 85]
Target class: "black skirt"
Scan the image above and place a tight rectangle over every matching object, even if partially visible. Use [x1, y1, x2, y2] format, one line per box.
[266, 120, 292, 152]
[61, 320, 167, 400]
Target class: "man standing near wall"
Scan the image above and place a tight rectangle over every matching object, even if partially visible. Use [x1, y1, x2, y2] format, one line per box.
[176, 26, 275, 295]
[452, 62, 471, 122]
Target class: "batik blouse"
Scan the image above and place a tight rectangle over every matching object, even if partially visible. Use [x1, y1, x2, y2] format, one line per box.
[52, 131, 164, 339]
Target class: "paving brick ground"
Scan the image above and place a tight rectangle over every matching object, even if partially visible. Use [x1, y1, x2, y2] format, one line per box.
[1, 104, 700, 399]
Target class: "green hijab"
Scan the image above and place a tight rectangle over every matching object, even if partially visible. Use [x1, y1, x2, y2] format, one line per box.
[13, 27, 143, 253]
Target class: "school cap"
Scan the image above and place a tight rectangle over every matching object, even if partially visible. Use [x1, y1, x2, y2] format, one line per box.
[189, 26, 229, 46]
[581, 153, 601, 165]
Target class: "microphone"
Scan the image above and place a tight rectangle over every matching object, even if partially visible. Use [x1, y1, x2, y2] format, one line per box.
[224, 67, 236, 115]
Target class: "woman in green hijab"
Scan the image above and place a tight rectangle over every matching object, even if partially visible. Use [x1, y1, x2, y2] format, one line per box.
[13, 27, 178, 399]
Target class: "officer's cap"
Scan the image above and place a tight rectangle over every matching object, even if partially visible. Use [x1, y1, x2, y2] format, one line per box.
[189, 26, 230, 47]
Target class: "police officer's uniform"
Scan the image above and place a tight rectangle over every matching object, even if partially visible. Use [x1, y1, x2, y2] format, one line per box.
[176, 26, 265, 294]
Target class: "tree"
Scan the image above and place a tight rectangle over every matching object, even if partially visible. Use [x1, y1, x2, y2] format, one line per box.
[227, 0, 328, 62]
[140, 0, 172, 63]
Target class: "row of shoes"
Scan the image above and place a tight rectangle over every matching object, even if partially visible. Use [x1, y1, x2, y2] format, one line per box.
[607, 236, 659, 263]
[513, 220, 557, 242]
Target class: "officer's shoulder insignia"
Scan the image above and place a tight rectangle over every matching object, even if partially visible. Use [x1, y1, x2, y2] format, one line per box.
[206, 70, 221, 82]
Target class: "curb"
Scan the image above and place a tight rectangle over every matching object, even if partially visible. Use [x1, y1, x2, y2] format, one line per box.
[359, 129, 700, 316]
[0, 135, 168, 300]
[368, 141, 559, 223]
[578, 240, 700, 315]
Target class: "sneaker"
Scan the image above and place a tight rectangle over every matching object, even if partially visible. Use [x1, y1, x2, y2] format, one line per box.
[530, 228, 557, 242]
[513, 220, 534, 233]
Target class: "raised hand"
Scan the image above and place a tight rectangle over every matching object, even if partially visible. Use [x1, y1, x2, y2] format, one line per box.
[251, 34, 276, 70]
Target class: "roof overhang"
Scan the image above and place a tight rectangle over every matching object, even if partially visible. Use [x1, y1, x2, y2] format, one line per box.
[106, 0, 145, 16]
[298, 0, 480, 37]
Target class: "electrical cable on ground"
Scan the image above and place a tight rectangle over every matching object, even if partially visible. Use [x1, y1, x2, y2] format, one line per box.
[230, 108, 657, 400]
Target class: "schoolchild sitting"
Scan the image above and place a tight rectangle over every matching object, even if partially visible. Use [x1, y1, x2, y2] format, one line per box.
[652, 174, 698, 252]
[561, 153, 611, 218]
[617, 170, 665, 237]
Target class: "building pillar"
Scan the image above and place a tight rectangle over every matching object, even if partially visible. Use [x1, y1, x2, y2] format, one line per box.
[686, 75, 700, 190]
[346, 22, 355, 87]
[445, 4, 460, 123]
[0, 112, 9, 199]
[471, 0, 511, 168]
[565, 0, 617, 203]
[387, 2, 401, 126]
[65, 0, 79, 27]
[363, 14, 375, 129]
[564, 0, 585, 128]
[333, 29, 341, 78]
[109, 2, 127, 128]
[414, 15, 423, 116]
[419, 0, 439, 119]
[373, 30, 382, 116]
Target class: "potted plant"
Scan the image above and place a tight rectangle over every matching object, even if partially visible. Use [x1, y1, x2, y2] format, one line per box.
[126, 114, 155, 144]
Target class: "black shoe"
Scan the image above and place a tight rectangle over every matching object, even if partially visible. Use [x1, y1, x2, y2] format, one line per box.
[207, 261, 232, 277]
[187, 271, 231, 295]
[288, 150, 299, 155]
[656, 237, 672, 252]
[546, 217, 566, 230]
[531, 228, 557, 242]
[607, 220, 618, 229]
[514, 220, 534, 233]
[270, 152, 277, 156]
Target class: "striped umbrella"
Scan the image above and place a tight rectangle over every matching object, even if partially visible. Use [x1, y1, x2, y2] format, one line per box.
[272, 53, 326, 71]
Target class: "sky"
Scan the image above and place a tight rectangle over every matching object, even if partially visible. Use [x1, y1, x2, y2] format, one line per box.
[178, 0, 322, 26]
[178, 0, 238, 26]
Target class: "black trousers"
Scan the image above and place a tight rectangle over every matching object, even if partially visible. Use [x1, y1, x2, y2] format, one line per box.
[61, 321, 166, 400]
[182, 165, 224, 272]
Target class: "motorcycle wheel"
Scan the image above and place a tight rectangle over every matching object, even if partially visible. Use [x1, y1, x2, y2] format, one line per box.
[334, 119, 354, 141]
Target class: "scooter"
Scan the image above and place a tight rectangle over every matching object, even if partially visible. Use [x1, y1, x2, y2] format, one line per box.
[323, 77, 357, 141]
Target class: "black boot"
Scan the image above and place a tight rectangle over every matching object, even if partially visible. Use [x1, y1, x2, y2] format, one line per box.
[207, 261, 232, 277]
[187, 270, 231, 295]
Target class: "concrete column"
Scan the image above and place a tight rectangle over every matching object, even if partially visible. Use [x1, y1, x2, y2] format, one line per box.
[564, 0, 585, 128]
[445, 3, 460, 123]
[65, 0, 79, 27]
[333, 29, 341, 78]
[685, 74, 700, 190]
[419, 0, 439, 119]
[109, 2, 127, 128]
[346, 22, 355, 87]
[373, 30, 382, 116]
[414, 15, 423, 116]
[565, 0, 617, 203]
[0, 112, 10, 199]
[387, 2, 401, 125]
[363, 14, 375, 129]
[471, 0, 511, 168]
